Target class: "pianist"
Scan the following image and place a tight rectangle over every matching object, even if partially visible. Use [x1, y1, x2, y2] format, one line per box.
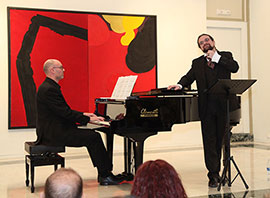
[35, 59, 122, 185]
[168, 34, 239, 188]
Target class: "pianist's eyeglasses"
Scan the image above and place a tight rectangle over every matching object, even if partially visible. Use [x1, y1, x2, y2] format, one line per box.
[53, 66, 64, 70]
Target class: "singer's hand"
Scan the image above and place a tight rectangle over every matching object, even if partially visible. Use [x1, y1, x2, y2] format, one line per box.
[168, 85, 181, 90]
[206, 49, 216, 60]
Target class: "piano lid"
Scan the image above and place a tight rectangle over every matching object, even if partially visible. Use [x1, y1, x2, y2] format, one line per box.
[95, 98, 125, 104]
[131, 88, 198, 97]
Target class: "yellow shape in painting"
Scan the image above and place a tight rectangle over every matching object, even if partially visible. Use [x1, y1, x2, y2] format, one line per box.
[102, 15, 145, 46]
[102, 15, 125, 33]
[121, 16, 145, 46]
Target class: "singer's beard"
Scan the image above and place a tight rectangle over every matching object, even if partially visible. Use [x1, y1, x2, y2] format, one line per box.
[202, 44, 213, 53]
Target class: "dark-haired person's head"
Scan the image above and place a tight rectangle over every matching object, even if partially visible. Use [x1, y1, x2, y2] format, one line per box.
[42, 168, 83, 198]
[131, 159, 187, 198]
[197, 33, 214, 47]
[197, 33, 216, 53]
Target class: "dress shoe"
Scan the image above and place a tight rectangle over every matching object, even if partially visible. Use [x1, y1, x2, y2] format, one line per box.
[208, 177, 219, 188]
[115, 172, 134, 181]
[99, 173, 123, 185]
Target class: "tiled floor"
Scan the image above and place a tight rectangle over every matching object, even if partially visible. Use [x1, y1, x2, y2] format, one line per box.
[1, 142, 270, 198]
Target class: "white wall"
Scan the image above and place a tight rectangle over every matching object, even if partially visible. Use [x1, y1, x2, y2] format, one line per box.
[250, 0, 270, 143]
[0, 0, 206, 159]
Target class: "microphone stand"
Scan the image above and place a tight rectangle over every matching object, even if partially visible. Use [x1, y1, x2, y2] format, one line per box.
[206, 79, 256, 191]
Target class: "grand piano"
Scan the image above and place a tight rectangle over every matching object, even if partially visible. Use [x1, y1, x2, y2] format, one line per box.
[92, 88, 241, 178]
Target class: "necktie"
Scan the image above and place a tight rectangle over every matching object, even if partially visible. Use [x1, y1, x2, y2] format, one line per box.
[207, 59, 215, 69]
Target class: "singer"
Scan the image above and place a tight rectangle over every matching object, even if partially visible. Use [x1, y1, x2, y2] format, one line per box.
[168, 33, 239, 188]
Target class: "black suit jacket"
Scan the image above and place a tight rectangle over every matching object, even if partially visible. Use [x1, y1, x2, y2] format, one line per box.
[178, 51, 240, 119]
[35, 77, 90, 146]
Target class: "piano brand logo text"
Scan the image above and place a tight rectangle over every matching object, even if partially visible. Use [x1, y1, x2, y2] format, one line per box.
[140, 108, 158, 117]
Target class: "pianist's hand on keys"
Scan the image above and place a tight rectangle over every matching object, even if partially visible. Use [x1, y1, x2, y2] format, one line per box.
[83, 113, 105, 122]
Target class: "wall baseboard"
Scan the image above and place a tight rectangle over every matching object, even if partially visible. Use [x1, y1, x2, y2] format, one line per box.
[231, 133, 253, 142]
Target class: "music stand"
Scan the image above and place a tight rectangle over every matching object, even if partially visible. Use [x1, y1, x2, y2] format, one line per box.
[207, 79, 256, 191]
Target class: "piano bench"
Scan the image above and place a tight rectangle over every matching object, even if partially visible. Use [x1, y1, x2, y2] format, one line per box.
[24, 141, 65, 193]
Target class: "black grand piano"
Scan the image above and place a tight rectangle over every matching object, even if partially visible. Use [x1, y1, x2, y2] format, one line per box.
[92, 88, 241, 179]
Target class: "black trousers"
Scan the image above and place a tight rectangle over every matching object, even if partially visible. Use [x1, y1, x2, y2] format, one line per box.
[201, 99, 227, 180]
[63, 128, 112, 175]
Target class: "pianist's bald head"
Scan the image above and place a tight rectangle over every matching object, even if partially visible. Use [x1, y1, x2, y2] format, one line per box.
[43, 59, 65, 83]
[43, 59, 61, 75]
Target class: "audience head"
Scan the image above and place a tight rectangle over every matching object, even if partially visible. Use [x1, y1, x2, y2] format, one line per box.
[42, 168, 83, 198]
[131, 159, 187, 198]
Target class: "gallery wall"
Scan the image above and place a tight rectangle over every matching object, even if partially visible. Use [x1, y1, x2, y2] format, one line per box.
[0, 0, 207, 158]
[249, 0, 270, 143]
[2, 0, 270, 159]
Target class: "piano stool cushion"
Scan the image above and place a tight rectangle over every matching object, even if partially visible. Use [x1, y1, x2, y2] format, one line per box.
[25, 141, 65, 155]
[24, 141, 65, 193]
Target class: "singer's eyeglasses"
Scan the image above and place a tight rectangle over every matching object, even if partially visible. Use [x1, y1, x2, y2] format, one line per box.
[199, 37, 210, 46]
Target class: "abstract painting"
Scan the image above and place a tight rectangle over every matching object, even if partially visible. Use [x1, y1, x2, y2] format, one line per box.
[8, 7, 157, 128]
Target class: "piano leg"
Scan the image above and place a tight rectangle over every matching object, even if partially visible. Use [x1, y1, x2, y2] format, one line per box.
[134, 141, 144, 172]
[124, 137, 133, 174]
[123, 139, 145, 173]
[126, 132, 157, 173]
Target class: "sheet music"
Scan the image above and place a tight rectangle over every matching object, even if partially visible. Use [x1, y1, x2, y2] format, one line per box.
[111, 75, 138, 99]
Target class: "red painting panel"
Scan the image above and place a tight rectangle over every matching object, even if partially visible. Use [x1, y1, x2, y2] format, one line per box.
[9, 9, 88, 128]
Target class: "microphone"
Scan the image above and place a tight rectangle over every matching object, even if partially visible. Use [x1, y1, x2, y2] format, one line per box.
[206, 47, 214, 60]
